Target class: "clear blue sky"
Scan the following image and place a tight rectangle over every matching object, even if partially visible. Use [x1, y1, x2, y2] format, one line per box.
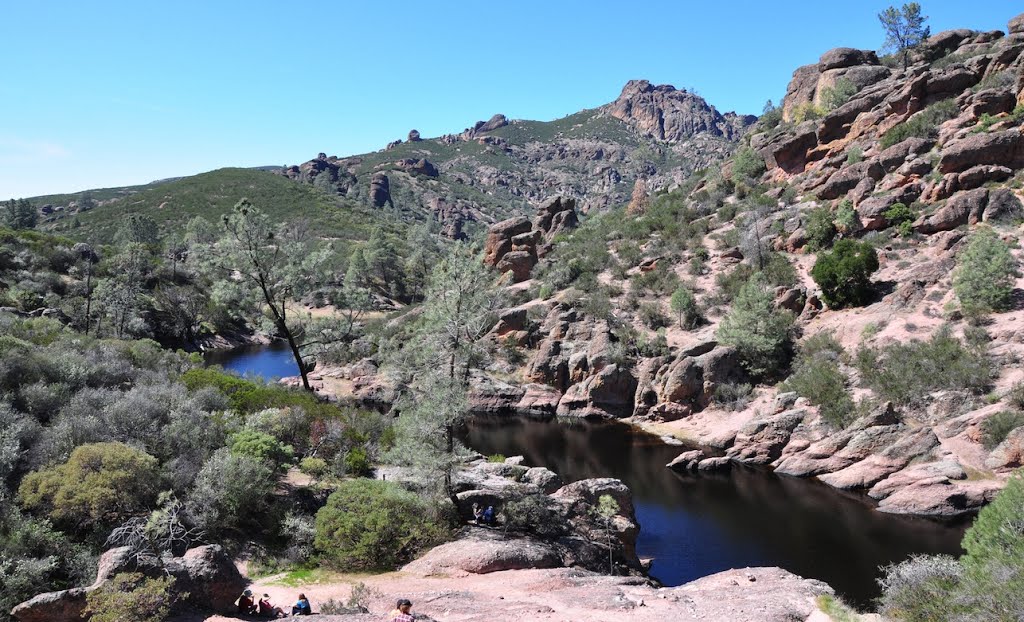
[1, 0, 1019, 199]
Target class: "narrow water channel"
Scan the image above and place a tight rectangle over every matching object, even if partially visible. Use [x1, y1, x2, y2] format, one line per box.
[206, 344, 969, 609]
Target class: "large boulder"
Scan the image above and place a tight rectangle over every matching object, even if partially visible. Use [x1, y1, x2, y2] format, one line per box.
[1010, 13, 1024, 35]
[816, 160, 884, 199]
[757, 122, 818, 173]
[817, 47, 879, 71]
[557, 364, 637, 418]
[395, 157, 439, 177]
[727, 409, 807, 465]
[483, 217, 532, 266]
[913, 188, 988, 234]
[11, 545, 244, 622]
[938, 129, 1024, 174]
[403, 529, 561, 575]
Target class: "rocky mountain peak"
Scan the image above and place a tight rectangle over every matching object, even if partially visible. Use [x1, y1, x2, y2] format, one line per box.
[606, 79, 756, 143]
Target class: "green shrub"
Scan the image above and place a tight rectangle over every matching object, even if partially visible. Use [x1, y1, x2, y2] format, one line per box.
[819, 77, 858, 111]
[834, 200, 859, 235]
[732, 147, 766, 180]
[298, 457, 329, 479]
[856, 326, 992, 405]
[185, 448, 276, 538]
[713, 382, 753, 411]
[487, 454, 507, 463]
[811, 239, 879, 308]
[845, 146, 864, 165]
[960, 472, 1024, 619]
[84, 573, 179, 622]
[884, 202, 916, 237]
[180, 367, 336, 418]
[953, 226, 1019, 318]
[784, 351, 854, 428]
[880, 99, 959, 149]
[342, 446, 372, 477]
[980, 411, 1024, 449]
[878, 555, 964, 622]
[314, 479, 448, 571]
[18, 442, 161, 534]
[230, 429, 294, 470]
[1006, 382, 1024, 410]
[805, 206, 838, 250]
[716, 275, 794, 377]
[638, 302, 669, 329]
[670, 286, 703, 329]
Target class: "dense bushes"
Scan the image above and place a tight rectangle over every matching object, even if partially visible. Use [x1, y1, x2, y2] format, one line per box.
[953, 227, 1019, 318]
[856, 326, 991, 406]
[981, 411, 1024, 450]
[18, 442, 161, 536]
[731, 147, 766, 180]
[805, 206, 838, 250]
[185, 448, 276, 539]
[314, 479, 448, 571]
[811, 239, 879, 309]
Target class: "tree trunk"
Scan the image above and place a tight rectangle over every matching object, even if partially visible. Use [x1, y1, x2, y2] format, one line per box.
[83, 267, 92, 336]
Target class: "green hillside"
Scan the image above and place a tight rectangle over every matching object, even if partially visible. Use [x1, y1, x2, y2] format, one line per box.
[48, 167, 385, 245]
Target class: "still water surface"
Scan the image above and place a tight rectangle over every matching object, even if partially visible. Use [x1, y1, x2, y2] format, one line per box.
[464, 416, 968, 608]
[207, 344, 968, 608]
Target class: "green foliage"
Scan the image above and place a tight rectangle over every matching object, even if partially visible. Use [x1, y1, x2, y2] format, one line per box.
[716, 275, 794, 377]
[805, 206, 838, 251]
[732, 147, 766, 180]
[638, 302, 669, 329]
[229, 429, 294, 470]
[84, 572, 178, 622]
[342, 446, 372, 477]
[18, 442, 161, 534]
[878, 554, 964, 622]
[846, 146, 864, 165]
[185, 448, 276, 538]
[631, 262, 680, 296]
[792, 102, 824, 123]
[3, 199, 38, 230]
[298, 457, 329, 479]
[960, 471, 1024, 620]
[880, 99, 957, 149]
[980, 411, 1024, 450]
[784, 334, 854, 428]
[811, 239, 879, 309]
[834, 200, 858, 235]
[670, 286, 703, 329]
[713, 382, 753, 411]
[856, 326, 992, 405]
[487, 454, 507, 463]
[180, 368, 336, 417]
[878, 3, 930, 67]
[819, 78, 859, 111]
[884, 202, 916, 237]
[953, 226, 1019, 318]
[314, 479, 448, 570]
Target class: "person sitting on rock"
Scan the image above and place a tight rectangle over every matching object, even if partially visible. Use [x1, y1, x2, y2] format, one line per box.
[291, 593, 312, 616]
[237, 589, 257, 615]
[482, 505, 496, 526]
[388, 598, 415, 622]
[258, 593, 286, 618]
[472, 503, 484, 524]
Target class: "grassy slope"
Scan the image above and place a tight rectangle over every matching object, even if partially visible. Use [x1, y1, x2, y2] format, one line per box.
[50, 167, 388, 245]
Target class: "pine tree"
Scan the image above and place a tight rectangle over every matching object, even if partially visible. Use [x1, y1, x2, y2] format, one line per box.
[953, 226, 1019, 318]
[716, 274, 793, 377]
[878, 3, 930, 68]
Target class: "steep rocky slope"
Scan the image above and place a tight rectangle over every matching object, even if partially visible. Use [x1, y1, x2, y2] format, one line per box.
[279, 81, 754, 238]
[324, 12, 1024, 518]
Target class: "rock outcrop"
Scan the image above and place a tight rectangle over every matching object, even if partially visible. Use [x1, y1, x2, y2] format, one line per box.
[12, 545, 245, 622]
[483, 196, 579, 282]
[368, 172, 393, 208]
[608, 80, 755, 142]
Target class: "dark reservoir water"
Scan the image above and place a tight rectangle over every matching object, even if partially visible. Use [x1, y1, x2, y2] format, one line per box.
[464, 416, 969, 609]
[204, 341, 298, 380]
[207, 345, 969, 609]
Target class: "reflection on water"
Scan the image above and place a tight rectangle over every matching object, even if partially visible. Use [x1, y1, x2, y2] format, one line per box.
[464, 416, 969, 608]
[203, 341, 298, 380]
